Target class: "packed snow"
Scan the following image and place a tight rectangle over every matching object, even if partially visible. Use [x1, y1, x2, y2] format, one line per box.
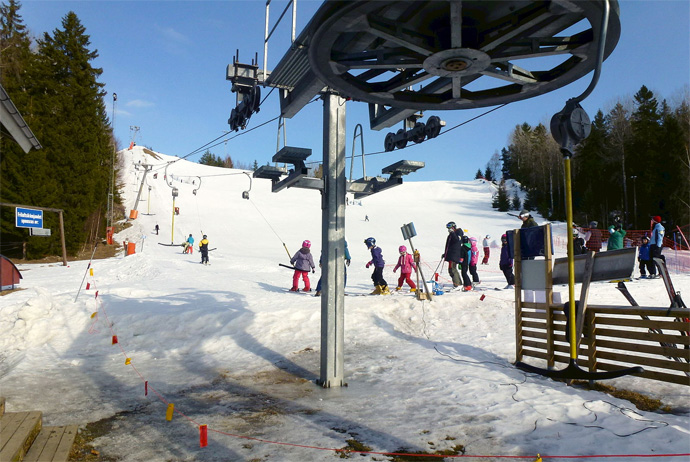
[1, 146, 688, 461]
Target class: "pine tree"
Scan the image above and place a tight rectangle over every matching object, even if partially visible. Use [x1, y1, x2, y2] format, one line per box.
[511, 191, 522, 211]
[198, 150, 224, 167]
[26, 11, 112, 256]
[492, 180, 510, 211]
[475, 169, 483, 179]
[484, 166, 493, 181]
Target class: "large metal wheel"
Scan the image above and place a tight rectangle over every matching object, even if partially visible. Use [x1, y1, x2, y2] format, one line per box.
[308, 0, 620, 110]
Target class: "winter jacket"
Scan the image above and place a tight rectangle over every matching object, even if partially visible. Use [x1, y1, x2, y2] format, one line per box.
[499, 243, 513, 267]
[521, 216, 538, 228]
[482, 238, 490, 248]
[187, 236, 194, 245]
[443, 229, 464, 263]
[199, 238, 209, 253]
[459, 242, 471, 264]
[573, 236, 587, 255]
[607, 227, 626, 251]
[291, 248, 316, 272]
[638, 243, 651, 261]
[585, 228, 602, 251]
[469, 237, 479, 266]
[393, 253, 416, 274]
[650, 222, 665, 247]
[367, 246, 385, 268]
[318, 241, 352, 265]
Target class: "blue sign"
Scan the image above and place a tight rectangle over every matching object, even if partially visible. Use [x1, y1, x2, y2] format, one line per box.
[16, 207, 43, 228]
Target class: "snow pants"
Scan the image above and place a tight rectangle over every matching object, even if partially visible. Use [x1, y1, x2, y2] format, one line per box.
[447, 261, 461, 287]
[481, 247, 490, 264]
[396, 272, 416, 290]
[371, 266, 387, 288]
[200, 250, 209, 264]
[292, 270, 310, 291]
[649, 245, 665, 276]
[499, 264, 515, 285]
[469, 264, 479, 283]
[459, 261, 471, 288]
[638, 259, 654, 276]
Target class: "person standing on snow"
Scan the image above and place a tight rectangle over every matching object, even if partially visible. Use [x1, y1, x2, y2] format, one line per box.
[365, 237, 390, 295]
[184, 234, 195, 254]
[637, 236, 654, 278]
[649, 215, 666, 276]
[393, 245, 417, 293]
[481, 235, 491, 265]
[499, 234, 515, 289]
[442, 222, 464, 288]
[290, 240, 316, 292]
[154, 224, 159, 235]
[469, 236, 480, 286]
[458, 235, 473, 291]
[314, 241, 351, 296]
[607, 223, 626, 251]
[199, 235, 210, 265]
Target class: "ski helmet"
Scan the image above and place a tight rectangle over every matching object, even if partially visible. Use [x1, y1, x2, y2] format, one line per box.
[399, 245, 407, 253]
[302, 240, 311, 248]
[519, 210, 530, 218]
[641, 235, 649, 242]
[461, 235, 469, 244]
[501, 234, 507, 240]
[446, 221, 456, 229]
[364, 237, 376, 247]
[572, 228, 579, 236]
[485, 235, 490, 239]
[203, 235, 207, 239]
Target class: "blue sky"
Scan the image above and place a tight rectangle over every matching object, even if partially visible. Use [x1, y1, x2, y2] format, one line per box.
[18, 0, 690, 182]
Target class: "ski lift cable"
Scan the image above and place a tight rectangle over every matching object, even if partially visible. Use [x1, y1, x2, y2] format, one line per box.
[247, 198, 292, 260]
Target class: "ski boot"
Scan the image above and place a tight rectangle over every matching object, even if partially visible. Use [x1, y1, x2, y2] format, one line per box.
[380, 285, 391, 295]
[410, 287, 416, 293]
[370, 285, 382, 295]
[395, 286, 402, 291]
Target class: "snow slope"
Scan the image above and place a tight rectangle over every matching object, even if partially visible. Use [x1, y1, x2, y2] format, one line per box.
[1, 146, 688, 461]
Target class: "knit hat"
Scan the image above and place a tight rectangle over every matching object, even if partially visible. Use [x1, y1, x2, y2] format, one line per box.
[652, 215, 662, 223]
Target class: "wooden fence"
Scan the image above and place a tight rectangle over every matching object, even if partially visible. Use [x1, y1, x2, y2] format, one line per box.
[513, 223, 689, 386]
[517, 301, 690, 385]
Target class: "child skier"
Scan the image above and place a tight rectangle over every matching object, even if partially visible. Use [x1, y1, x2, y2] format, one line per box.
[481, 235, 490, 264]
[184, 234, 194, 254]
[290, 240, 316, 292]
[393, 245, 417, 292]
[469, 237, 480, 286]
[365, 237, 390, 295]
[458, 235, 473, 291]
[199, 235, 209, 265]
[638, 236, 654, 278]
[499, 234, 515, 289]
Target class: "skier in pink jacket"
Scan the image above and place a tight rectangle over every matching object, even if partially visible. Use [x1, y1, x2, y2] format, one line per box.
[469, 237, 480, 285]
[393, 245, 417, 292]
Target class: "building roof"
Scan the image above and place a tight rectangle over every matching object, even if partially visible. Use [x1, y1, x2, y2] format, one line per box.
[0, 84, 42, 153]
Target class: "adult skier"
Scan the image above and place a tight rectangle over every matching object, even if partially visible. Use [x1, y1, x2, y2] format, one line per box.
[649, 215, 666, 277]
[584, 221, 602, 253]
[518, 210, 538, 228]
[199, 235, 210, 265]
[442, 222, 464, 288]
[607, 224, 626, 251]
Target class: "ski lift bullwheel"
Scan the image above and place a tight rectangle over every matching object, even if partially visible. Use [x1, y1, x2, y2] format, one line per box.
[308, 0, 620, 111]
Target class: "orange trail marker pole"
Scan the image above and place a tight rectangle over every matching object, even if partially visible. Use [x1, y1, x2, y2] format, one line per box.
[112, 335, 118, 345]
[166, 403, 174, 421]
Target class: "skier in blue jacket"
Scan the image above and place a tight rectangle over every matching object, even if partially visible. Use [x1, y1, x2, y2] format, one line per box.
[314, 241, 352, 296]
[637, 236, 653, 278]
[365, 237, 390, 295]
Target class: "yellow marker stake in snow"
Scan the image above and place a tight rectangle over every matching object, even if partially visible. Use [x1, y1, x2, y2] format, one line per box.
[89, 268, 94, 276]
[90, 312, 97, 319]
[534, 455, 542, 462]
[125, 358, 131, 365]
[166, 403, 175, 421]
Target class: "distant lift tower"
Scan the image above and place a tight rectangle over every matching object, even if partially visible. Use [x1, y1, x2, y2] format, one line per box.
[259, 0, 620, 388]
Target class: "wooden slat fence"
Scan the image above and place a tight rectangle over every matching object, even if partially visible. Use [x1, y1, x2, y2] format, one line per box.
[517, 301, 690, 385]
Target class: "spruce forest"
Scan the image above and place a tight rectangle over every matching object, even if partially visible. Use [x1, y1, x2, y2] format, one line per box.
[1, 1, 688, 260]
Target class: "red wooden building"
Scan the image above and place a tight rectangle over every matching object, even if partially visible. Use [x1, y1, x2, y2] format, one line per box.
[0, 255, 22, 290]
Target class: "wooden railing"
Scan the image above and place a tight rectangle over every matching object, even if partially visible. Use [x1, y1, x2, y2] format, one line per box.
[517, 302, 690, 385]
